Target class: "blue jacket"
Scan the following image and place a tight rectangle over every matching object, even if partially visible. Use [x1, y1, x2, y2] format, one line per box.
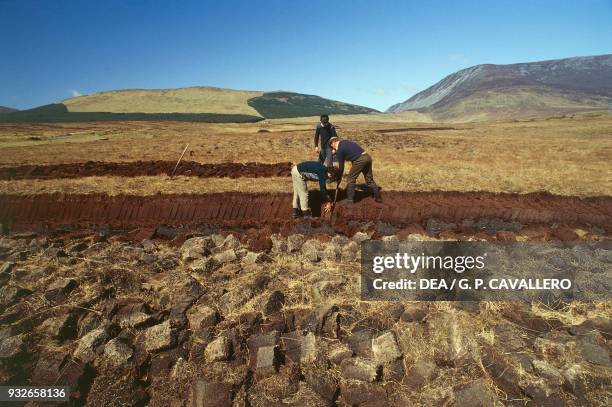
[335, 140, 364, 176]
[297, 161, 330, 201]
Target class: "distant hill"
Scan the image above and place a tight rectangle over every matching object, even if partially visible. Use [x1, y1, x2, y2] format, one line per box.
[248, 92, 378, 118]
[0, 86, 377, 123]
[62, 87, 264, 116]
[387, 54, 612, 121]
[0, 103, 262, 124]
[0, 106, 18, 114]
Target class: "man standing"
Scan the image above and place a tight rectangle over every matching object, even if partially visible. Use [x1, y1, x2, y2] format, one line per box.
[329, 137, 382, 203]
[314, 114, 337, 169]
[291, 161, 337, 219]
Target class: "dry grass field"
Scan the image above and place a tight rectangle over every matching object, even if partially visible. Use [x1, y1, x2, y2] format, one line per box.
[0, 175, 293, 195]
[0, 111, 610, 197]
[62, 86, 264, 115]
[1, 113, 611, 406]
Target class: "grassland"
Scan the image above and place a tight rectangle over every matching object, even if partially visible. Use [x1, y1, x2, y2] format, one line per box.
[62, 87, 264, 115]
[0, 176, 292, 195]
[0, 111, 610, 197]
[2, 101, 608, 407]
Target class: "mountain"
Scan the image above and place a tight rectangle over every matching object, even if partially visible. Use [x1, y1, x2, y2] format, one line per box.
[0, 106, 18, 113]
[57, 86, 377, 119]
[387, 54, 612, 121]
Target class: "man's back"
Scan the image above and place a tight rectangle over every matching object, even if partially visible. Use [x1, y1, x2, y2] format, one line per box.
[336, 140, 364, 162]
[297, 161, 329, 199]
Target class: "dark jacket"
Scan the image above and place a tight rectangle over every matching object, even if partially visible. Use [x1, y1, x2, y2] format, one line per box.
[297, 161, 330, 201]
[335, 140, 364, 176]
[314, 122, 337, 148]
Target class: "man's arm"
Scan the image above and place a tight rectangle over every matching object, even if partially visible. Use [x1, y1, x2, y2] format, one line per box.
[314, 126, 320, 148]
[336, 144, 345, 177]
[331, 126, 337, 139]
[316, 167, 330, 201]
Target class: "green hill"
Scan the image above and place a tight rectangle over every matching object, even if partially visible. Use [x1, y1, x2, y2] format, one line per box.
[247, 91, 378, 118]
[0, 87, 377, 123]
[0, 103, 263, 123]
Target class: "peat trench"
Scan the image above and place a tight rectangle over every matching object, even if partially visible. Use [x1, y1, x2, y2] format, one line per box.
[0, 161, 292, 180]
[0, 191, 610, 241]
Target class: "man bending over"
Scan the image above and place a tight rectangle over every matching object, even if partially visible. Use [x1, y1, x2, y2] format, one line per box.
[329, 137, 382, 203]
[291, 161, 338, 219]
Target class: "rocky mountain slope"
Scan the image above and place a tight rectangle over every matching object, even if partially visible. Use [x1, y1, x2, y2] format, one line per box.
[388, 54, 612, 121]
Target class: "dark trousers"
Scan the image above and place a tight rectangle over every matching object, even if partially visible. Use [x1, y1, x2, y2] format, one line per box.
[318, 144, 333, 168]
[347, 153, 377, 189]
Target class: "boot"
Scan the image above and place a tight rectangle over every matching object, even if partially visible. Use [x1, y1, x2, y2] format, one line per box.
[292, 208, 302, 218]
[345, 185, 355, 203]
[303, 209, 313, 220]
[371, 186, 383, 203]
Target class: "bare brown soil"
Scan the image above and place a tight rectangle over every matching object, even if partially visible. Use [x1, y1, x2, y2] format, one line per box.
[1, 191, 610, 237]
[375, 127, 459, 133]
[334, 191, 612, 231]
[0, 161, 292, 180]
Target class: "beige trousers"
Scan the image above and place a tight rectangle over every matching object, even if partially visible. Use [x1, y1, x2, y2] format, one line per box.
[291, 165, 309, 211]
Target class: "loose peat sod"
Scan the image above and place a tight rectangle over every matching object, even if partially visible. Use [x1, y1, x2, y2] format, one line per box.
[0, 161, 292, 180]
[2, 228, 611, 405]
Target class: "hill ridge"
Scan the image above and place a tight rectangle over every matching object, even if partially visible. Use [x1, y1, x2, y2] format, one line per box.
[0, 106, 18, 114]
[2, 87, 377, 123]
[387, 54, 612, 121]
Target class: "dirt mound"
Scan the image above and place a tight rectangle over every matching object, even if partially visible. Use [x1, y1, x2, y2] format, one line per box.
[375, 127, 458, 133]
[1, 191, 610, 235]
[0, 161, 292, 180]
[335, 191, 612, 229]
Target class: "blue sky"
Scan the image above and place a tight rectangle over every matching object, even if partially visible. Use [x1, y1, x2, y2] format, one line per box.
[1, 0, 611, 111]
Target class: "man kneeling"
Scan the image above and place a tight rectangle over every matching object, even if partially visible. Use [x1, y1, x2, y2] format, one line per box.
[291, 161, 338, 219]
